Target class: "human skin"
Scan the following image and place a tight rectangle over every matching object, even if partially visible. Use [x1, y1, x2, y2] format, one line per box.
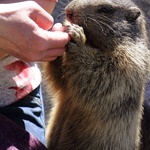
[0, 0, 70, 62]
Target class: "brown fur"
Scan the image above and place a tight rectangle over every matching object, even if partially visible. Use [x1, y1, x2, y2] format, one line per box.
[44, 0, 150, 149]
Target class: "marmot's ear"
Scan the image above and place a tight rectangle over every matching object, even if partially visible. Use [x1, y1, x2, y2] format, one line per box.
[126, 7, 141, 22]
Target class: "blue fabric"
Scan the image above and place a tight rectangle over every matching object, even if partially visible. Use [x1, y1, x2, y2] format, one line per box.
[0, 86, 46, 146]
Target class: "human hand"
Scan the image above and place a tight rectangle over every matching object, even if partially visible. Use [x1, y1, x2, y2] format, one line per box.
[0, 1, 70, 62]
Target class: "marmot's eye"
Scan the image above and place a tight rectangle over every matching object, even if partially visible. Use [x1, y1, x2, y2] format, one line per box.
[97, 6, 114, 14]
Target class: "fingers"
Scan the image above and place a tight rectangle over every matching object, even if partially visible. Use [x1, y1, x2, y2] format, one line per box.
[35, 11, 54, 30]
[30, 2, 54, 30]
[34, 27, 70, 49]
[37, 47, 65, 62]
[44, 48, 65, 58]
[47, 31, 71, 48]
[29, 26, 70, 62]
[19, 47, 66, 62]
[30, 5, 71, 48]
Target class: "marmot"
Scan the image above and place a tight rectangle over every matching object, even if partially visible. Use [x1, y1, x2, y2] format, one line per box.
[44, 0, 150, 149]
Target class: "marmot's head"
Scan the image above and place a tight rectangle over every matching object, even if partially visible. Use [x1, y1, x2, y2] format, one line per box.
[65, 0, 146, 51]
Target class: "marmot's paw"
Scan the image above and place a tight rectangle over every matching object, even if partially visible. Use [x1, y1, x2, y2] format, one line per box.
[64, 21, 86, 48]
[67, 24, 86, 47]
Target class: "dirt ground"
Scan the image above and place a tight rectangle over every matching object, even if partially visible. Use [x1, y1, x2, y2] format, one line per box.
[43, 0, 150, 124]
